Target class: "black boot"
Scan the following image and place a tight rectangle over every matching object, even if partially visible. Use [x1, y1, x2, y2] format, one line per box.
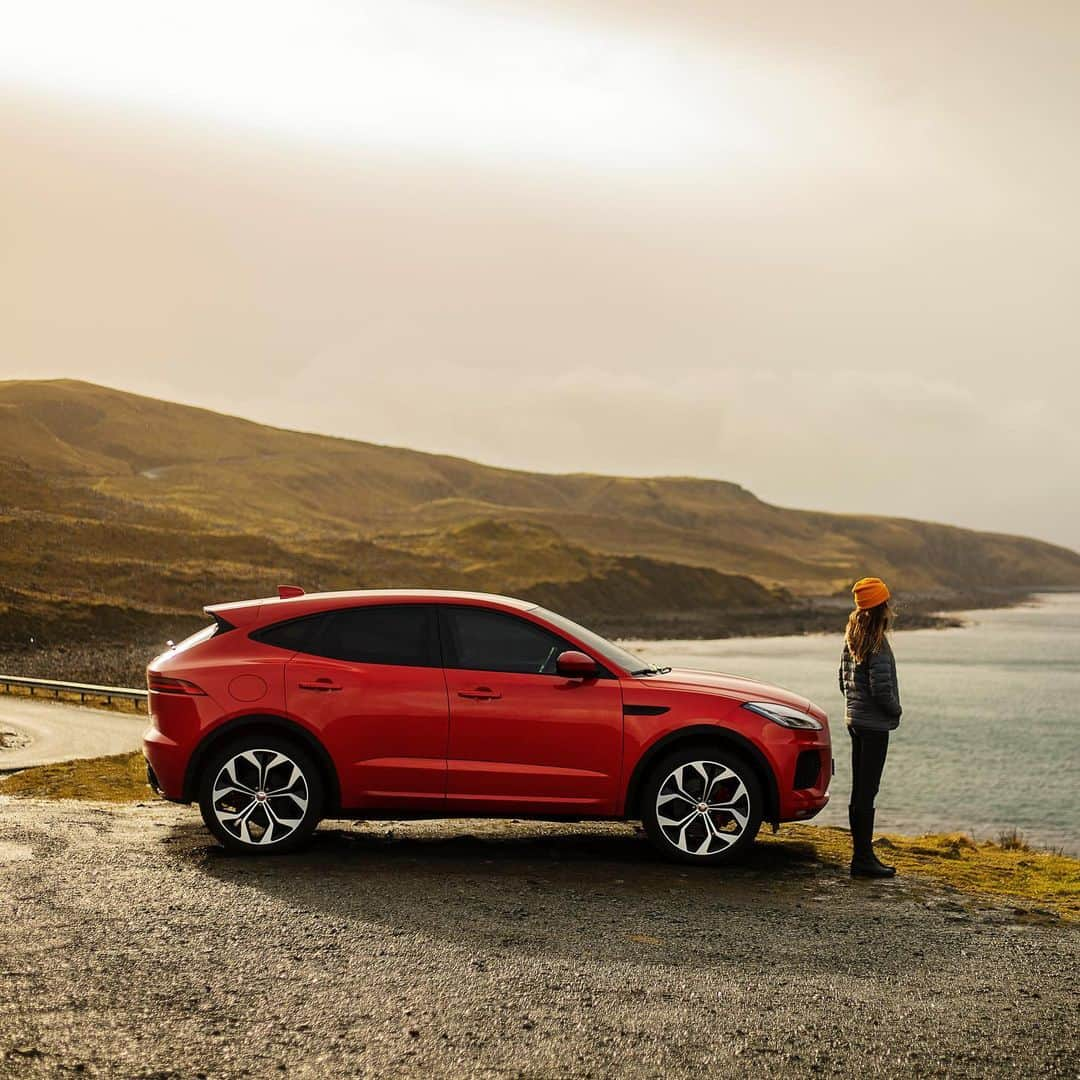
[849, 806, 896, 878]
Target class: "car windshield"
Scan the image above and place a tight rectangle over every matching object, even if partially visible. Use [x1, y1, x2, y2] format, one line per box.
[529, 607, 661, 675]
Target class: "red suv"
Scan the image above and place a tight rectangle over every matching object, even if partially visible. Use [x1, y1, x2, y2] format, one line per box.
[144, 589, 831, 864]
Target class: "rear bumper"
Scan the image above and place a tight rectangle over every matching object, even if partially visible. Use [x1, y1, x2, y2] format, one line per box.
[143, 726, 189, 802]
[145, 759, 163, 796]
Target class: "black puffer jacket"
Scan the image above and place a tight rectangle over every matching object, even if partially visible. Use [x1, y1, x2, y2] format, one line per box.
[838, 638, 902, 731]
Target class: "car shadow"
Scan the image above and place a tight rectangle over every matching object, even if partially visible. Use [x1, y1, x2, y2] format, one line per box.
[169, 817, 835, 965]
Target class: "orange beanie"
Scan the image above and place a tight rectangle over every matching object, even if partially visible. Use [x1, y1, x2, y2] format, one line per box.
[852, 577, 891, 611]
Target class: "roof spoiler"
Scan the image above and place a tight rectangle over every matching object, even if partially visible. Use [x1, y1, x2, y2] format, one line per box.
[277, 584, 305, 599]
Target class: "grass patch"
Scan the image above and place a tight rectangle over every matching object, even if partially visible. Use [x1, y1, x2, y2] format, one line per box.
[0, 750, 150, 802]
[3, 751, 1077, 918]
[760, 825, 1079, 919]
[997, 826, 1038, 852]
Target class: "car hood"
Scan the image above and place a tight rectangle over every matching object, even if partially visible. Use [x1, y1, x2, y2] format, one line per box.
[635, 667, 814, 713]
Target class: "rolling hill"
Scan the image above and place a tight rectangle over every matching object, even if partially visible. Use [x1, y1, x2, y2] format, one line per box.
[1, 378, 1078, 648]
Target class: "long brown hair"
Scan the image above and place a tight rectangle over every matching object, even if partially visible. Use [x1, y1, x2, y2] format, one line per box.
[845, 602, 892, 664]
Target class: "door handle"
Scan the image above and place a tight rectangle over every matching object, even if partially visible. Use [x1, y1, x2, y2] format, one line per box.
[298, 679, 343, 692]
[457, 686, 501, 700]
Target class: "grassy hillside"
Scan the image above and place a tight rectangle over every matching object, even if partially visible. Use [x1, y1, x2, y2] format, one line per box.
[1, 379, 1078, 652]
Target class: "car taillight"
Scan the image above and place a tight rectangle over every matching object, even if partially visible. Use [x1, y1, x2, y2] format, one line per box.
[147, 673, 206, 696]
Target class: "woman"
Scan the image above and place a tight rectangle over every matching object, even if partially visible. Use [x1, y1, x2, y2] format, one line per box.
[838, 576, 902, 878]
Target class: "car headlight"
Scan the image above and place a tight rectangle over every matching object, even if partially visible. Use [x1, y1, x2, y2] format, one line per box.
[742, 701, 823, 730]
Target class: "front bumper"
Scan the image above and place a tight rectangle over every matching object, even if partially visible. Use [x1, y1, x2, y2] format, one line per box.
[771, 733, 832, 822]
[784, 786, 830, 821]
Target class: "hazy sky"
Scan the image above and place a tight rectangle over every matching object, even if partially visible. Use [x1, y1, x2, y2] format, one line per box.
[2, 1, 1078, 549]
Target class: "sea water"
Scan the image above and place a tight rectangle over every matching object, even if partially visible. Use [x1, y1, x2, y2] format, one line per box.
[623, 592, 1080, 854]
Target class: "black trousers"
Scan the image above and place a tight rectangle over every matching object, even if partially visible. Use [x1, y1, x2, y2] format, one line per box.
[848, 726, 890, 811]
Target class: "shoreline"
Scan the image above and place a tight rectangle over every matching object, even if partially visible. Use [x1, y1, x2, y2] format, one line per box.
[0, 587, 1062, 686]
[0, 588, 1065, 687]
[590, 585, 1048, 643]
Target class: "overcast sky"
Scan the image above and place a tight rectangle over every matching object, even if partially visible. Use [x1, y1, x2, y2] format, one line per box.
[2, 0, 1078, 550]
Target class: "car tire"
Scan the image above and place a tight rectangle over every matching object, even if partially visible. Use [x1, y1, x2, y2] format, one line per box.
[640, 745, 763, 865]
[198, 735, 324, 854]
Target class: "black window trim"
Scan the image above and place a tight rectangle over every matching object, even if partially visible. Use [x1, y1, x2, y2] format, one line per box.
[436, 604, 614, 679]
[251, 603, 442, 668]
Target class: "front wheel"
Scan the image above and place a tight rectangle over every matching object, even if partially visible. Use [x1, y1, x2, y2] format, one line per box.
[198, 736, 323, 854]
[641, 747, 763, 865]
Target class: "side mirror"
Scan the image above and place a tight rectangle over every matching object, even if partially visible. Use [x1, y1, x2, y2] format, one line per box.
[556, 650, 598, 679]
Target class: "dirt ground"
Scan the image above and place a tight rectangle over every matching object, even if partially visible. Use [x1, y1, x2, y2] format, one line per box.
[0, 798, 1076, 1079]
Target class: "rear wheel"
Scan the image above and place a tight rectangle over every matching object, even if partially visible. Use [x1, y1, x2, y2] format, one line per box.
[198, 736, 323, 854]
[641, 746, 763, 865]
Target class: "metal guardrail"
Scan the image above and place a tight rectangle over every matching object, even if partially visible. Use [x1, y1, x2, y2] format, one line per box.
[0, 674, 148, 706]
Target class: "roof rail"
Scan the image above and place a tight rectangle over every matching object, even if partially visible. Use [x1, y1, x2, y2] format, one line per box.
[277, 584, 305, 599]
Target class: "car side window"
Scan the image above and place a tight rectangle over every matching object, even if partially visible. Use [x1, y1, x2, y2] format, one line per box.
[442, 607, 570, 675]
[255, 606, 438, 667]
[253, 613, 334, 653]
[318, 605, 438, 666]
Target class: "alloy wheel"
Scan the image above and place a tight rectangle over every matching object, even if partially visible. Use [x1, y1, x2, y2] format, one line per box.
[655, 759, 751, 856]
[211, 748, 310, 846]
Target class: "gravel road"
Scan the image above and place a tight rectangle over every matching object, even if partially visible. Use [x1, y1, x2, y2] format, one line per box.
[0, 697, 146, 771]
[0, 798, 1076, 1079]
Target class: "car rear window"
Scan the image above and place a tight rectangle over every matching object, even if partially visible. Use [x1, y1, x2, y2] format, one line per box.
[169, 622, 220, 655]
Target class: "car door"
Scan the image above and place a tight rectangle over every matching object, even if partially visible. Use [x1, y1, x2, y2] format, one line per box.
[281, 604, 449, 810]
[440, 605, 624, 815]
